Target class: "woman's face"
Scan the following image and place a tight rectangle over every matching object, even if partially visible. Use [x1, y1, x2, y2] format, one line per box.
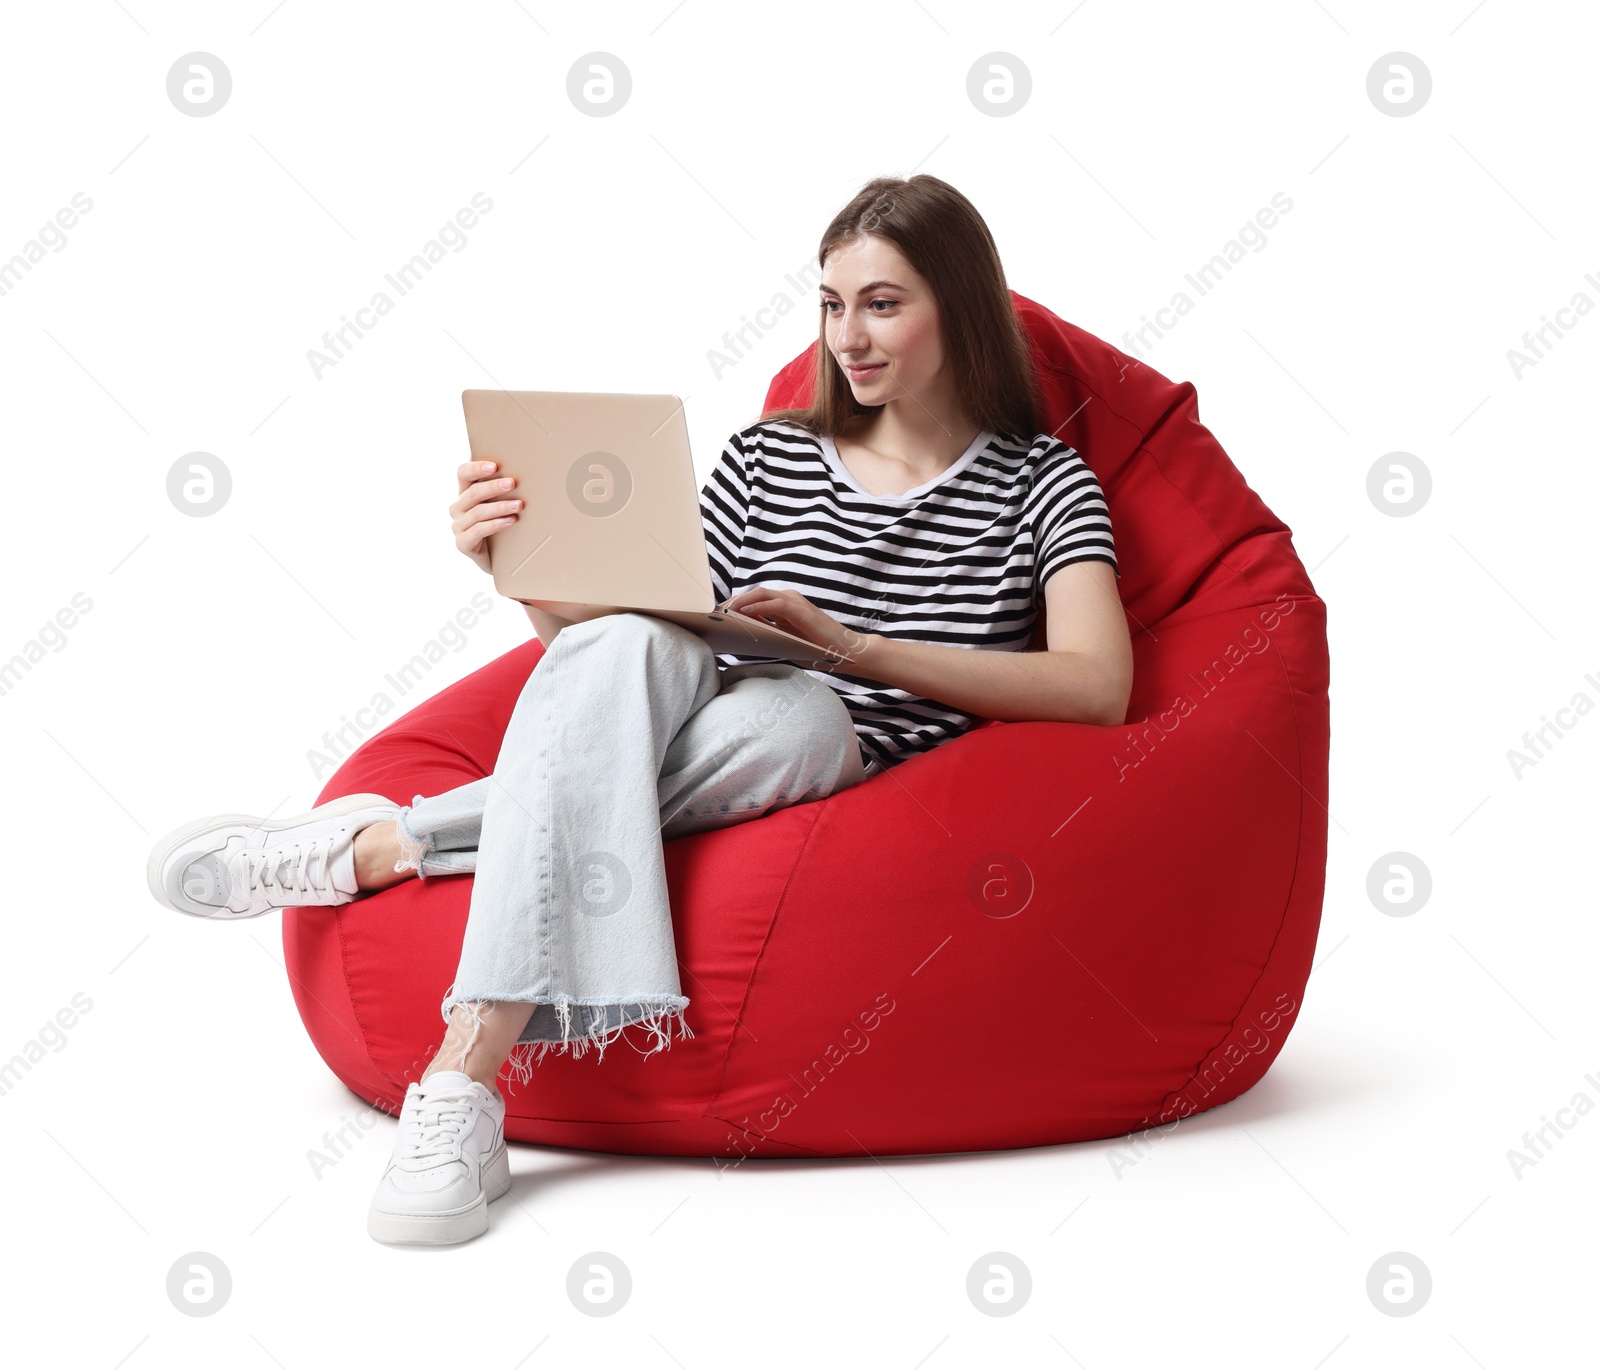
[820, 235, 948, 412]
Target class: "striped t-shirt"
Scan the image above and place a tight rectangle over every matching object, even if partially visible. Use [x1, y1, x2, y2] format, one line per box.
[699, 418, 1119, 773]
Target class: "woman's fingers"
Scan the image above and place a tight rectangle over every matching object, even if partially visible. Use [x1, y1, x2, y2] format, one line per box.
[459, 516, 517, 553]
[456, 459, 498, 494]
[452, 474, 517, 515]
[454, 473, 515, 512]
[455, 499, 523, 542]
[456, 515, 516, 558]
[453, 460, 525, 568]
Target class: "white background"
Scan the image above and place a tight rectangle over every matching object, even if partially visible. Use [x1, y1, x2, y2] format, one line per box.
[1, 1, 1594, 1365]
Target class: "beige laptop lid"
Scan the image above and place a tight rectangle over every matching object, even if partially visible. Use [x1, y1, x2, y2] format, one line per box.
[466, 390, 712, 612]
[460, 389, 857, 668]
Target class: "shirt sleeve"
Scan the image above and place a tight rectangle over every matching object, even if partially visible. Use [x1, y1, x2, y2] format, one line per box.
[700, 429, 751, 606]
[1030, 437, 1119, 607]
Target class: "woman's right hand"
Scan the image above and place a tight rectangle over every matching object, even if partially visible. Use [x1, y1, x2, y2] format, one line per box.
[451, 460, 523, 574]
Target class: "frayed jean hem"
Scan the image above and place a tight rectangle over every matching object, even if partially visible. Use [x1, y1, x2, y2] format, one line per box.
[394, 796, 477, 879]
[438, 992, 694, 1087]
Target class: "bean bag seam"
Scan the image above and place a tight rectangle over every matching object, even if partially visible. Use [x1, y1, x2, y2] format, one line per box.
[1039, 364, 1313, 634]
[331, 906, 393, 1094]
[1154, 622, 1314, 1120]
[1035, 342, 1327, 1107]
[281, 908, 399, 1111]
[1035, 359, 1237, 555]
[704, 801, 829, 1118]
[1038, 311, 1332, 1114]
[706, 1113, 824, 1158]
[1031, 358, 1161, 469]
[1155, 594, 1325, 638]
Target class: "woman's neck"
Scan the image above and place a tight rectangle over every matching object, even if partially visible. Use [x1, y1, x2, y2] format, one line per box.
[832, 405, 986, 497]
[841, 404, 983, 471]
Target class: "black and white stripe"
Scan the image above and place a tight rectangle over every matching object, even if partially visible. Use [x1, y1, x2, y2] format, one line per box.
[700, 419, 1119, 772]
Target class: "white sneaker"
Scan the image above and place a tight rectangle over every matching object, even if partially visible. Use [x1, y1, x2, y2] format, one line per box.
[146, 793, 399, 920]
[367, 1071, 511, 1246]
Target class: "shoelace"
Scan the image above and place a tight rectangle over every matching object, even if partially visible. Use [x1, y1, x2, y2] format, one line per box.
[400, 1089, 479, 1162]
[236, 836, 341, 904]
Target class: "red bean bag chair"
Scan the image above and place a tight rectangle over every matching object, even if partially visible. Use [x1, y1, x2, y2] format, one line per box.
[283, 290, 1330, 1158]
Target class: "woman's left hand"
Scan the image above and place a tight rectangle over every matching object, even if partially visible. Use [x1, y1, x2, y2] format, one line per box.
[720, 587, 872, 664]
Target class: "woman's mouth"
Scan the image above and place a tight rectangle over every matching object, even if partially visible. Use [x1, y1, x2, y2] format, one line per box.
[846, 362, 886, 380]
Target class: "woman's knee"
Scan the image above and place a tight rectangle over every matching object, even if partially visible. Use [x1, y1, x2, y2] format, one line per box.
[555, 611, 713, 665]
[785, 669, 854, 743]
[743, 671, 858, 790]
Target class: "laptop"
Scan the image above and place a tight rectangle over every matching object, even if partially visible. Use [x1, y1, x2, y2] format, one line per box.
[460, 389, 858, 669]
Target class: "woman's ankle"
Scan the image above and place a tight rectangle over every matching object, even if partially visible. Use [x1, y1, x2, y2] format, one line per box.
[352, 821, 411, 891]
[423, 1001, 536, 1090]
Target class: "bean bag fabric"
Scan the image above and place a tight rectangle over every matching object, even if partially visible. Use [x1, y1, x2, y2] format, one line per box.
[282, 290, 1330, 1158]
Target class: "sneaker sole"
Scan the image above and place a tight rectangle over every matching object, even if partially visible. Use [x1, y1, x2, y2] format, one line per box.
[366, 1143, 512, 1246]
[145, 792, 397, 920]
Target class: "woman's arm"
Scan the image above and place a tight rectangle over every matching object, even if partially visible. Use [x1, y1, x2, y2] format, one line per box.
[851, 560, 1132, 727]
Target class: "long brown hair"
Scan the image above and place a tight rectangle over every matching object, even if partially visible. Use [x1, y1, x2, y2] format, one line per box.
[763, 175, 1042, 441]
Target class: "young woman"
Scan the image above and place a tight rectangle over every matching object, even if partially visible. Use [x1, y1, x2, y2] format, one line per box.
[146, 174, 1132, 1247]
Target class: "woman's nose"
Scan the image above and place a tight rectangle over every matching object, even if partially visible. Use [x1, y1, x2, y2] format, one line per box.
[833, 309, 867, 351]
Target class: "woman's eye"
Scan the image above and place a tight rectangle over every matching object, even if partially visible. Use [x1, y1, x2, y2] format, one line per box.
[820, 299, 897, 313]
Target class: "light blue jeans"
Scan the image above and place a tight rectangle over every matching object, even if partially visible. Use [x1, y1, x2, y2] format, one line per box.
[392, 612, 877, 1082]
